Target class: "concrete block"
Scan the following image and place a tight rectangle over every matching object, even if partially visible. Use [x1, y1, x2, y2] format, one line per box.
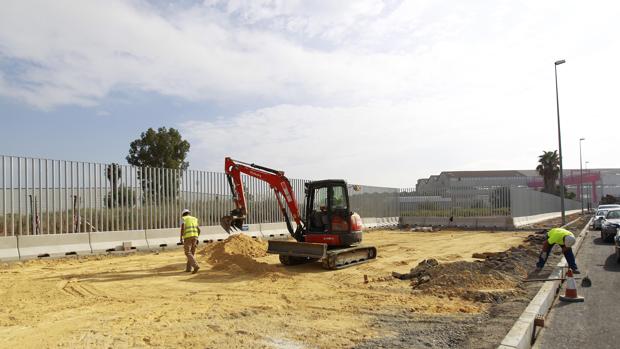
[362, 217, 378, 229]
[400, 216, 426, 226]
[476, 216, 511, 228]
[391, 217, 399, 226]
[260, 222, 290, 239]
[376, 217, 387, 228]
[453, 217, 477, 227]
[90, 230, 149, 252]
[17, 233, 92, 259]
[146, 228, 181, 248]
[512, 209, 581, 228]
[0, 236, 19, 261]
[524, 280, 560, 316]
[200, 225, 232, 243]
[425, 217, 449, 226]
[500, 318, 533, 349]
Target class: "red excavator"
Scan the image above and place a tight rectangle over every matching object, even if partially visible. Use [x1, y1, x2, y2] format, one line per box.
[220, 157, 377, 269]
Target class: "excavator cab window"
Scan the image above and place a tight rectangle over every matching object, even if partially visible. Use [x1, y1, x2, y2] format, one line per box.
[331, 186, 348, 210]
[309, 187, 329, 232]
[330, 185, 350, 232]
[307, 183, 351, 233]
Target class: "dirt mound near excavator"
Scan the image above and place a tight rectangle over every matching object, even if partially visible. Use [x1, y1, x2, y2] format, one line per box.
[198, 234, 274, 273]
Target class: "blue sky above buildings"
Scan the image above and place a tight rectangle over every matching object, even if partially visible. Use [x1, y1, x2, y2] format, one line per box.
[1, 0, 619, 186]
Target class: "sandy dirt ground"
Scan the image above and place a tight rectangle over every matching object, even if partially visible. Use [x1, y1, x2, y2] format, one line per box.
[0, 230, 532, 349]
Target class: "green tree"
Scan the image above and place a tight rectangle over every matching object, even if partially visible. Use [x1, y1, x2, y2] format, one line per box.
[536, 150, 560, 194]
[126, 127, 191, 203]
[126, 127, 190, 169]
[105, 163, 122, 207]
[554, 185, 576, 200]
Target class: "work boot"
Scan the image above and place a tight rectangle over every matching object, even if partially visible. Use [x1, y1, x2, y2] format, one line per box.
[192, 266, 200, 274]
[185, 263, 191, 272]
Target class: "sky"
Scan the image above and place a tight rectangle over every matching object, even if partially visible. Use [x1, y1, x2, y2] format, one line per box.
[1, 0, 619, 187]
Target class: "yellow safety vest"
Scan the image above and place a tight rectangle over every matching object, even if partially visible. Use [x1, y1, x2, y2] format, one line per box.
[547, 228, 573, 245]
[182, 215, 200, 238]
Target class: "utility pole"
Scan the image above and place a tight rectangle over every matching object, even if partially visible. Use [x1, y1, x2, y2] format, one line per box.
[555, 59, 566, 225]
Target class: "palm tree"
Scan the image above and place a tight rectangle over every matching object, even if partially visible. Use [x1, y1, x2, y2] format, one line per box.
[536, 150, 560, 194]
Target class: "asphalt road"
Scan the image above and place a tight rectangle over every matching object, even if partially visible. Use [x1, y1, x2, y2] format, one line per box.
[533, 229, 620, 348]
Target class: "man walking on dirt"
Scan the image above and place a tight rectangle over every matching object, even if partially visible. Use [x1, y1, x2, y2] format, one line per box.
[180, 209, 200, 274]
[535, 227, 579, 273]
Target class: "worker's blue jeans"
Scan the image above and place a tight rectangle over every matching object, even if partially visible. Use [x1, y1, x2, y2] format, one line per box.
[536, 243, 578, 271]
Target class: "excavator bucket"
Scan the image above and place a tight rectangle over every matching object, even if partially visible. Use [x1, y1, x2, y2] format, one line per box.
[220, 215, 244, 234]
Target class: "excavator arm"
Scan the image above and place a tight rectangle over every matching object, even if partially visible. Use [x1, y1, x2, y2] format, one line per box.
[220, 157, 304, 240]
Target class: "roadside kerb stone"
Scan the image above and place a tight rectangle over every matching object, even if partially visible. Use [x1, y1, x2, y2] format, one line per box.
[498, 216, 592, 349]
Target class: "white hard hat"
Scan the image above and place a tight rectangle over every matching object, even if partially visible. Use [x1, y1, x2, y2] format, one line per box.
[564, 235, 576, 248]
[181, 208, 190, 215]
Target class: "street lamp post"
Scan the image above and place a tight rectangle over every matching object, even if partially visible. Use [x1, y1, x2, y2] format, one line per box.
[555, 59, 566, 225]
[579, 137, 585, 214]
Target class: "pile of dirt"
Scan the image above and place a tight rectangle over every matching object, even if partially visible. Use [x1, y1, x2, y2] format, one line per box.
[394, 235, 542, 303]
[198, 234, 273, 273]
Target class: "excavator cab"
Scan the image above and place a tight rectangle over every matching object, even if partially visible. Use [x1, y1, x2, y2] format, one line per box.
[306, 180, 353, 234]
[303, 180, 363, 246]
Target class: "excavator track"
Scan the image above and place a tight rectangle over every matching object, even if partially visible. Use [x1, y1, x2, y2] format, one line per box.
[321, 245, 377, 270]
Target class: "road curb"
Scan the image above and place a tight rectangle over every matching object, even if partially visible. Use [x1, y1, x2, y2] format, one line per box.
[497, 216, 592, 349]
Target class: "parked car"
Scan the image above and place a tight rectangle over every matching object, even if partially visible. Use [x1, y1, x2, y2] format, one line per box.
[597, 204, 620, 210]
[593, 209, 611, 230]
[601, 209, 620, 242]
[615, 230, 620, 263]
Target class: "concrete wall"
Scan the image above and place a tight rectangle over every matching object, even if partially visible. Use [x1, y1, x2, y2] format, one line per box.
[510, 187, 581, 217]
[401, 216, 511, 228]
[0, 217, 398, 262]
[511, 209, 581, 227]
[17, 233, 92, 259]
[0, 236, 19, 261]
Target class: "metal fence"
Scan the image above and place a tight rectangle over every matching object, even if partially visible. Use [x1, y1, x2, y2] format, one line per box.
[1, 154, 583, 236]
[400, 185, 581, 218]
[0, 155, 399, 236]
[400, 185, 512, 217]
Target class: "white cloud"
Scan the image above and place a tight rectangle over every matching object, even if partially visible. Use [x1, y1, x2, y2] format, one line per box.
[1, 0, 620, 185]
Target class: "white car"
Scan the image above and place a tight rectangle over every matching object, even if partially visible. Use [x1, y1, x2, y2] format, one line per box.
[601, 209, 620, 242]
[615, 230, 620, 263]
[597, 204, 620, 210]
[593, 209, 611, 230]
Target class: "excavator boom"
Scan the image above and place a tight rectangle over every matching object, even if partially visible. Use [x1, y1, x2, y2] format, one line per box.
[220, 157, 303, 238]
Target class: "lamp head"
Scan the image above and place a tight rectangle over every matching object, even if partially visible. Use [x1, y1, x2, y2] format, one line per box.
[555, 59, 566, 65]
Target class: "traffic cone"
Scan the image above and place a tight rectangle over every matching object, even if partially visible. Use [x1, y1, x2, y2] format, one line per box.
[559, 269, 584, 302]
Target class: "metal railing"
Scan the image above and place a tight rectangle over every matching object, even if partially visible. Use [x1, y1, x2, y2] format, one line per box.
[0, 155, 399, 236]
[1, 154, 582, 236]
[400, 185, 582, 218]
[400, 185, 513, 217]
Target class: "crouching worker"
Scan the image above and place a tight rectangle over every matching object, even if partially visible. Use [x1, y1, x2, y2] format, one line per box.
[180, 209, 200, 274]
[536, 227, 579, 273]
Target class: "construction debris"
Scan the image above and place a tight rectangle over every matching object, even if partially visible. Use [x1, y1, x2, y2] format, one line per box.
[392, 234, 545, 303]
